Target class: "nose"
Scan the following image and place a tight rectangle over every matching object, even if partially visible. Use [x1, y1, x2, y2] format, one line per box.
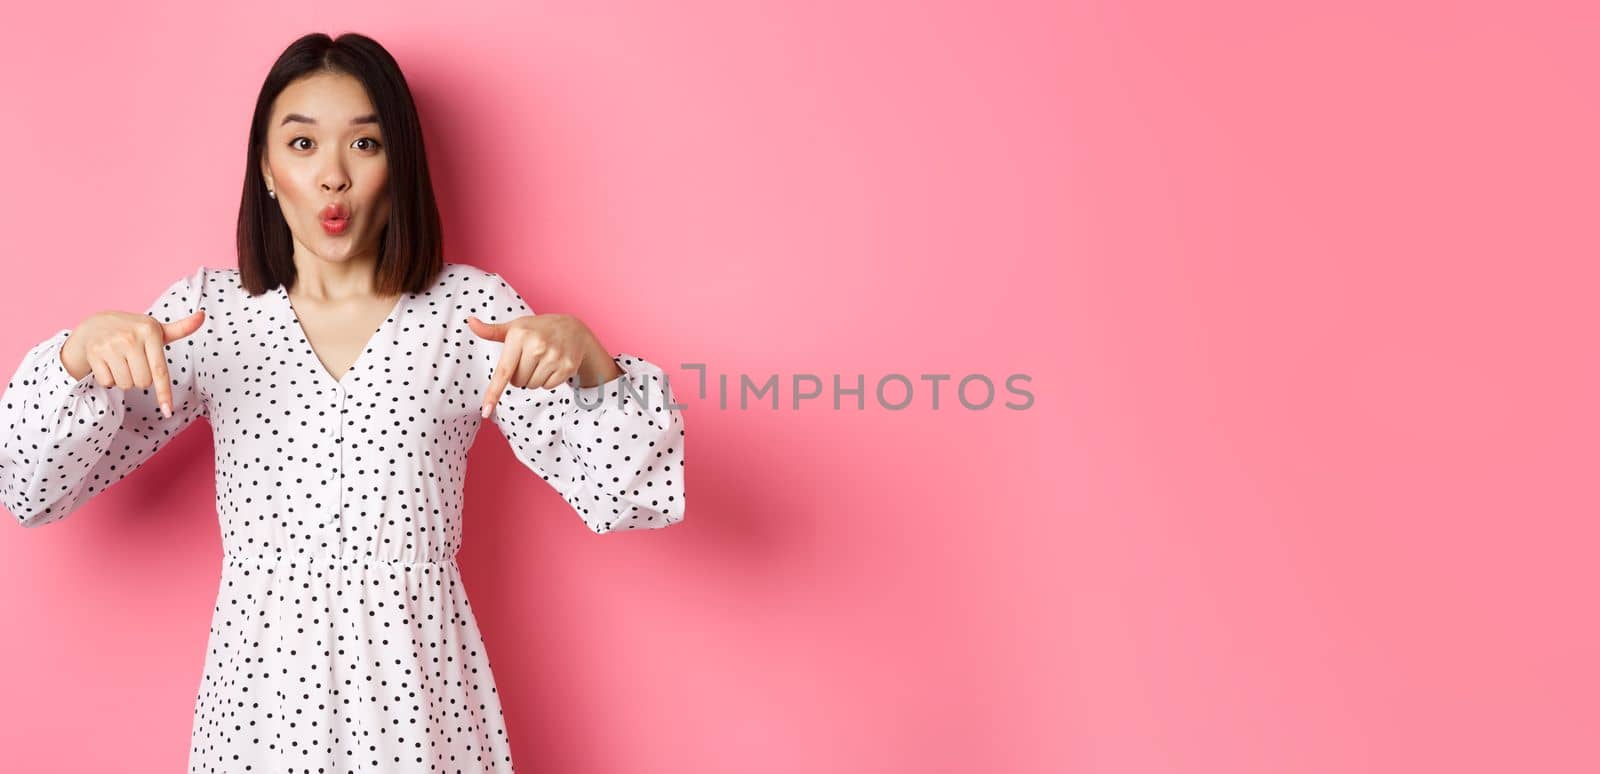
[318, 161, 351, 194]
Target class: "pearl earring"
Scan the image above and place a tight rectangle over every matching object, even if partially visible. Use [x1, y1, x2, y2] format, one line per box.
[268, 189, 276, 199]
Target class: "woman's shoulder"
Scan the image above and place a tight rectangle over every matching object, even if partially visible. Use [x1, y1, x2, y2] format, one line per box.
[193, 265, 247, 303]
[184, 265, 241, 289]
[177, 262, 507, 300]
[190, 263, 493, 291]
[433, 261, 517, 299]
[155, 264, 236, 300]
[437, 261, 500, 285]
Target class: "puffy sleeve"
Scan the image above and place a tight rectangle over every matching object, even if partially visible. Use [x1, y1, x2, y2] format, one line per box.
[476, 271, 686, 534]
[0, 265, 209, 528]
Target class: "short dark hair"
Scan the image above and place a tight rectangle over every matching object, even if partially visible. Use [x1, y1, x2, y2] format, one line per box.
[236, 32, 443, 296]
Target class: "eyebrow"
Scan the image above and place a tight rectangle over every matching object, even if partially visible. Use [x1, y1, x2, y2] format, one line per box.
[279, 113, 380, 127]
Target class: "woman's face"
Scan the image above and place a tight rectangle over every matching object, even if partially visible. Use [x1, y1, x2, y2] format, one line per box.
[259, 71, 391, 267]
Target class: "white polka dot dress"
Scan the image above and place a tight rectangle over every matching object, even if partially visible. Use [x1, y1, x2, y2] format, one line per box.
[0, 262, 686, 772]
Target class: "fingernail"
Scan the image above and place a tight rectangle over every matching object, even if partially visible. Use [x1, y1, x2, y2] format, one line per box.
[481, 404, 491, 418]
[161, 403, 172, 418]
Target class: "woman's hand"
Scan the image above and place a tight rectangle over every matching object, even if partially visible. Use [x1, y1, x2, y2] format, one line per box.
[467, 312, 624, 418]
[60, 307, 207, 418]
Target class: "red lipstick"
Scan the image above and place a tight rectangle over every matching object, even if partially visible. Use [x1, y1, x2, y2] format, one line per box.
[320, 202, 350, 235]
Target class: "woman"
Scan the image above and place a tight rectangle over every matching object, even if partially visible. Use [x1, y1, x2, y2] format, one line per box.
[0, 32, 685, 772]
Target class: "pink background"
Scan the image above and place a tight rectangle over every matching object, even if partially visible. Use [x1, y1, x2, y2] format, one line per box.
[1, 2, 1594, 772]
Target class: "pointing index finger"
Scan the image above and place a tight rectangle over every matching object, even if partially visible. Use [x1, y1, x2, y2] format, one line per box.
[481, 337, 520, 418]
[144, 330, 174, 418]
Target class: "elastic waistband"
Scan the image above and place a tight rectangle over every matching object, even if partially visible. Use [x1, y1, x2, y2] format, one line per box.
[222, 553, 459, 572]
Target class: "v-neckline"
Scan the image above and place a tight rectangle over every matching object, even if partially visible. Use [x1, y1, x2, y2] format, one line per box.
[277, 283, 408, 390]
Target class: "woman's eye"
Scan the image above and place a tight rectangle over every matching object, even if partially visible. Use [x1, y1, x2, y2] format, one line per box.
[287, 137, 381, 151]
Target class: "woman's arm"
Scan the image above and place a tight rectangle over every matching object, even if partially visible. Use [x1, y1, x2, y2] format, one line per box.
[474, 272, 686, 534]
[0, 266, 209, 528]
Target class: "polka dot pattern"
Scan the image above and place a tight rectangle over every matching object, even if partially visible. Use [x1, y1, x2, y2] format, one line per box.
[0, 262, 687, 772]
